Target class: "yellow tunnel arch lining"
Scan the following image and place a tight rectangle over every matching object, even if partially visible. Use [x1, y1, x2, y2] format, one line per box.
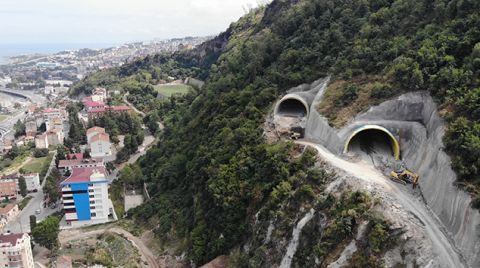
[344, 125, 400, 160]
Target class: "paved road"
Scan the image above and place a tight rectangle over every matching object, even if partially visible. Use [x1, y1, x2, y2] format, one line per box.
[0, 87, 47, 104]
[0, 88, 46, 138]
[5, 152, 59, 233]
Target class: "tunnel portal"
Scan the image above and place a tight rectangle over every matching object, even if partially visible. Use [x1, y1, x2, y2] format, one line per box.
[276, 98, 308, 117]
[344, 125, 400, 160]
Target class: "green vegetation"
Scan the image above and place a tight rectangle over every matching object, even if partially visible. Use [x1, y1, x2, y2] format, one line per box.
[0, 114, 7, 122]
[13, 119, 25, 138]
[32, 216, 60, 250]
[155, 84, 192, 97]
[0, 145, 32, 174]
[65, 103, 87, 148]
[68, 232, 141, 268]
[87, 112, 144, 163]
[43, 168, 61, 204]
[18, 196, 32, 210]
[29, 215, 37, 231]
[69, 0, 480, 264]
[18, 176, 27, 197]
[21, 152, 54, 175]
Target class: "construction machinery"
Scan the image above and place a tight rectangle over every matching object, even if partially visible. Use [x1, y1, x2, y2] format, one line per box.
[390, 162, 420, 189]
[289, 127, 305, 140]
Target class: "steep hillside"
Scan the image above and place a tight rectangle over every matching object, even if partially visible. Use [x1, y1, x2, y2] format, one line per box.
[70, 0, 480, 266]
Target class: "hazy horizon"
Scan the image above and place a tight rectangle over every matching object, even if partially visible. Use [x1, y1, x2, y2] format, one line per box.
[0, 0, 262, 45]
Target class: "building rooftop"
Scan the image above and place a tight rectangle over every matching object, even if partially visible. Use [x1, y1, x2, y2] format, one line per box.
[61, 166, 106, 184]
[86, 126, 106, 135]
[0, 233, 26, 247]
[82, 97, 105, 108]
[43, 108, 61, 113]
[0, 203, 17, 215]
[67, 153, 84, 160]
[58, 158, 103, 168]
[90, 133, 110, 143]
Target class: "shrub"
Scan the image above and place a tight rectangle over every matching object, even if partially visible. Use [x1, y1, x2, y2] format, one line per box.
[335, 84, 359, 107]
[33, 148, 49, 158]
[370, 82, 395, 99]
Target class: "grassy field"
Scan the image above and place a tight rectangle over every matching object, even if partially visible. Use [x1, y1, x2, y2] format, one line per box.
[22, 152, 54, 176]
[154, 84, 192, 97]
[22, 156, 47, 174]
[0, 114, 7, 122]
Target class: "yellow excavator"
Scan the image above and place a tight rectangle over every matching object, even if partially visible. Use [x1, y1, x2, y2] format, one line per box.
[390, 162, 420, 189]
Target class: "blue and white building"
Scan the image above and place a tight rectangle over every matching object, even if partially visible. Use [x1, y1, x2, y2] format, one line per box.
[60, 167, 115, 227]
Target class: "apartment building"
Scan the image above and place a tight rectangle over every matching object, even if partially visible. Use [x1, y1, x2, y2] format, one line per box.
[0, 233, 34, 268]
[60, 167, 114, 227]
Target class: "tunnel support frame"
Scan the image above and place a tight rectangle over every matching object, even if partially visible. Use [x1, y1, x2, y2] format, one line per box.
[344, 125, 400, 160]
[274, 94, 310, 117]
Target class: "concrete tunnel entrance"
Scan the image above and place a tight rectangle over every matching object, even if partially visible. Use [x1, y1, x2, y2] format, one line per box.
[344, 125, 400, 160]
[275, 97, 308, 117]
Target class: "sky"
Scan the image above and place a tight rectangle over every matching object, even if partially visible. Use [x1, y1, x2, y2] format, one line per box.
[0, 0, 263, 45]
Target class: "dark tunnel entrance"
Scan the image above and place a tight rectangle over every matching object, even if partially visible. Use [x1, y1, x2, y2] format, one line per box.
[276, 98, 308, 117]
[345, 127, 400, 160]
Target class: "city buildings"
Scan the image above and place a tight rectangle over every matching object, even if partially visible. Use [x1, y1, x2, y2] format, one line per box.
[0, 232, 34, 268]
[91, 88, 107, 102]
[0, 173, 40, 194]
[58, 158, 104, 175]
[89, 133, 112, 158]
[0, 180, 17, 199]
[21, 173, 40, 193]
[86, 127, 112, 159]
[34, 133, 49, 149]
[46, 130, 64, 146]
[0, 204, 19, 224]
[60, 167, 115, 227]
[86, 127, 105, 143]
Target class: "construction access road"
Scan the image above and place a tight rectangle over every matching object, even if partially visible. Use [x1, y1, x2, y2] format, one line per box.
[296, 140, 467, 268]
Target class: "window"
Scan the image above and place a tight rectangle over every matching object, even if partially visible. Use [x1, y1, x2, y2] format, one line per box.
[90, 206, 95, 209]
[88, 189, 94, 193]
[91, 212, 96, 217]
[88, 184, 93, 187]
[90, 200, 95, 204]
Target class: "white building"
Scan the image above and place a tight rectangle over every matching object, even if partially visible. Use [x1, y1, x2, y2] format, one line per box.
[0, 204, 19, 224]
[0, 233, 34, 268]
[46, 130, 64, 146]
[91, 88, 107, 102]
[34, 134, 49, 149]
[23, 173, 40, 192]
[89, 133, 112, 158]
[60, 167, 115, 227]
[86, 127, 105, 144]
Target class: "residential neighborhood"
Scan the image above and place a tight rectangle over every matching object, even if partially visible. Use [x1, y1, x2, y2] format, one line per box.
[0, 82, 152, 267]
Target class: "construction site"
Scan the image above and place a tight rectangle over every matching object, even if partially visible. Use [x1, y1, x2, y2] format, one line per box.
[267, 77, 480, 268]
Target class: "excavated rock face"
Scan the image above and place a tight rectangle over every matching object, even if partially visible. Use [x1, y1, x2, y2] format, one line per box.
[276, 79, 480, 267]
[355, 92, 480, 267]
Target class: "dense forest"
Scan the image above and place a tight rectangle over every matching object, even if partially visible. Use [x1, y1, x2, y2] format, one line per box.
[70, 0, 480, 264]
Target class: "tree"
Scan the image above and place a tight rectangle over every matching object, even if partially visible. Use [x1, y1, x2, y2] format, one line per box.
[119, 164, 143, 187]
[83, 148, 91, 159]
[33, 148, 49, 158]
[19, 176, 27, 197]
[29, 215, 37, 231]
[13, 120, 26, 138]
[43, 176, 60, 204]
[31, 216, 60, 250]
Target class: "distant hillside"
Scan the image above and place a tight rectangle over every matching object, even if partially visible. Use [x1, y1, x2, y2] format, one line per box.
[71, 0, 480, 265]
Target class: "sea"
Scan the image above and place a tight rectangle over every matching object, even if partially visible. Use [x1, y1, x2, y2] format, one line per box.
[0, 43, 117, 65]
